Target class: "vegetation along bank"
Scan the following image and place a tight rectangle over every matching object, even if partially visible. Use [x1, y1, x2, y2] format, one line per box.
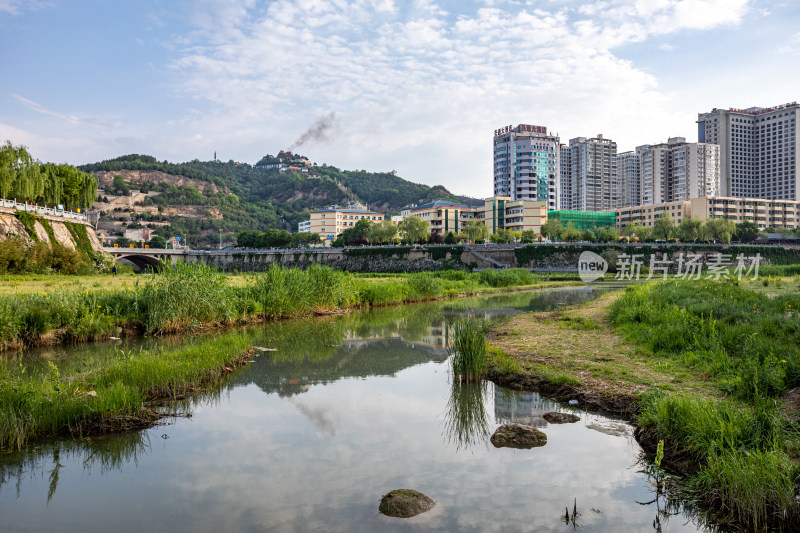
[0, 263, 572, 351]
[484, 278, 800, 531]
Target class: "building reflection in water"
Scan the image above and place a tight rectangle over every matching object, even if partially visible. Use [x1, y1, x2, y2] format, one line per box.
[494, 388, 566, 428]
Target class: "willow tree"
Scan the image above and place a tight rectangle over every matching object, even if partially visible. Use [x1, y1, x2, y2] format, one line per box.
[0, 140, 97, 210]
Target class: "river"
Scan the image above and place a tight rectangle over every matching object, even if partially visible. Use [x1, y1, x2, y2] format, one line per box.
[0, 287, 712, 532]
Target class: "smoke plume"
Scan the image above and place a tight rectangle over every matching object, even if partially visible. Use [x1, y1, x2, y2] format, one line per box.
[289, 112, 336, 150]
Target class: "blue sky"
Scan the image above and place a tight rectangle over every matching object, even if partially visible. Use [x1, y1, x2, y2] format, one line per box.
[1, 0, 799, 197]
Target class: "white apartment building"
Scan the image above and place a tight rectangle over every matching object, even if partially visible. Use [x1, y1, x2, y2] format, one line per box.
[493, 124, 560, 210]
[636, 137, 720, 205]
[698, 102, 798, 200]
[560, 135, 618, 211]
[616, 151, 640, 208]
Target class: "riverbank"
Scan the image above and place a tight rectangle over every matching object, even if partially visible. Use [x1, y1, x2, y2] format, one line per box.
[485, 280, 800, 531]
[0, 333, 254, 450]
[0, 265, 579, 351]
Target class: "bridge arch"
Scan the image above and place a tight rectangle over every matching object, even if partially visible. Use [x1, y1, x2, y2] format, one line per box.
[116, 254, 162, 272]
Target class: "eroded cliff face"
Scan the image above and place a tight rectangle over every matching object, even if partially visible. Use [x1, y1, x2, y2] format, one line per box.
[0, 213, 29, 240]
[0, 211, 102, 252]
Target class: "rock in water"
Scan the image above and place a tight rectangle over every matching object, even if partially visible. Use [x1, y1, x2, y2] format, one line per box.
[490, 423, 547, 449]
[543, 412, 580, 424]
[379, 489, 435, 518]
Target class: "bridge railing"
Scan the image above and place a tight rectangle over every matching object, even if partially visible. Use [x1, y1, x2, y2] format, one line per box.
[0, 198, 88, 222]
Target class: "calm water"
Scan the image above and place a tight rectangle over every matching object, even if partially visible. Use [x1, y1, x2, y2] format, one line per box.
[0, 288, 710, 532]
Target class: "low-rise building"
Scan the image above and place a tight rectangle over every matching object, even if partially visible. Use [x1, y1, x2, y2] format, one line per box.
[614, 201, 690, 229]
[478, 197, 547, 235]
[309, 205, 385, 240]
[298, 220, 311, 233]
[614, 196, 800, 230]
[402, 200, 475, 236]
[690, 197, 798, 229]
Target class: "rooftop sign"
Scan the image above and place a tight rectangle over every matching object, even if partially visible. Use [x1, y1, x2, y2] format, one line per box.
[494, 124, 547, 136]
[728, 102, 798, 115]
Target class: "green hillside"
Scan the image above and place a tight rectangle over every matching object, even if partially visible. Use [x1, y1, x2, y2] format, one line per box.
[79, 154, 479, 248]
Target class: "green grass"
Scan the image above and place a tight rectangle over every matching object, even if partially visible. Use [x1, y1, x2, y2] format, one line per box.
[609, 280, 800, 402]
[609, 280, 800, 530]
[487, 345, 523, 375]
[0, 332, 253, 450]
[637, 392, 799, 530]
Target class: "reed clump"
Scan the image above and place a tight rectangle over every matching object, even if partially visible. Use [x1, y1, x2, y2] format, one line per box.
[450, 318, 488, 382]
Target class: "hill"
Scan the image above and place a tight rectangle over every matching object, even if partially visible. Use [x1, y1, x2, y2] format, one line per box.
[79, 154, 480, 248]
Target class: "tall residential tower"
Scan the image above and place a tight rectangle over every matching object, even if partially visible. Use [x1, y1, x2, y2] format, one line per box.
[560, 135, 618, 211]
[698, 102, 798, 200]
[636, 137, 720, 205]
[493, 124, 560, 210]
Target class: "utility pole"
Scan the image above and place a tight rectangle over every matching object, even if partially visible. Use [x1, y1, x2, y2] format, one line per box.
[219, 229, 222, 250]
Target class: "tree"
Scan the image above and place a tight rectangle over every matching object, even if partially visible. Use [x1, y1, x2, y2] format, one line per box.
[540, 218, 562, 241]
[490, 228, 515, 244]
[581, 229, 596, 242]
[444, 231, 457, 244]
[734, 221, 759, 243]
[651, 214, 675, 240]
[335, 218, 372, 247]
[704, 218, 736, 244]
[520, 229, 538, 243]
[147, 235, 167, 249]
[290, 232, 322, 247]
[595, 225, 619, 243]
[111, 174, 130, 196]
[398, 216, 429, 244]
[676, 218, 702, 243]
[559, 222, 582, 242]
[461, 219, 489, 243]
[621, 223, 649, 242]
[367, 219, 398, 244]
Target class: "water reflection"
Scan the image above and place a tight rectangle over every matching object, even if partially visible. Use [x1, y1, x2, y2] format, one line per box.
[494, 389, 570, 428]
[0, 431, 151, 504]
[443, 380, 490, 450]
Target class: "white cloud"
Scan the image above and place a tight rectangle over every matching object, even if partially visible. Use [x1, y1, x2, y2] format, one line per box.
[0, 0, 49, 16]
[162, 0, 752, 196]
[1, 0, 759, 196]
[659, 43, 675, 51]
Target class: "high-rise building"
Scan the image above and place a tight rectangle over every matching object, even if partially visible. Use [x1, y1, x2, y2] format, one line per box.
[559, 135, 617, 211]
[493, 124, 560, 210]
[616, 151, 640, 208]
[636, 137, 719, 205]
[697, 102, 798, 200]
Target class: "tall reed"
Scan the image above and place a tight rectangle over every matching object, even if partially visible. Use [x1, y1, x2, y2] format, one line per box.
[450, 318, 488, 382]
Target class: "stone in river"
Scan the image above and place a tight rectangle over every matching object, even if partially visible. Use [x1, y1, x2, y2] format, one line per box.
[490, 423, 547, 449]
[379, 489, 436, 518]
[543, 412, 580, 424]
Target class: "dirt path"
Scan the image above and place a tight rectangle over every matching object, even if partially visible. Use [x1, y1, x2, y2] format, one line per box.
[486, 291, 720, 416]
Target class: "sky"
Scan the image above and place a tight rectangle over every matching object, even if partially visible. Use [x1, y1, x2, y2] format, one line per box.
[1, 0, 799, 198]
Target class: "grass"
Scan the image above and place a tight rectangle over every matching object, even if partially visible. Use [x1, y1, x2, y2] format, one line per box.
[0, 332, 253, 451]
[609, 280, 800, 402]
[0, 266, 577, 350]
